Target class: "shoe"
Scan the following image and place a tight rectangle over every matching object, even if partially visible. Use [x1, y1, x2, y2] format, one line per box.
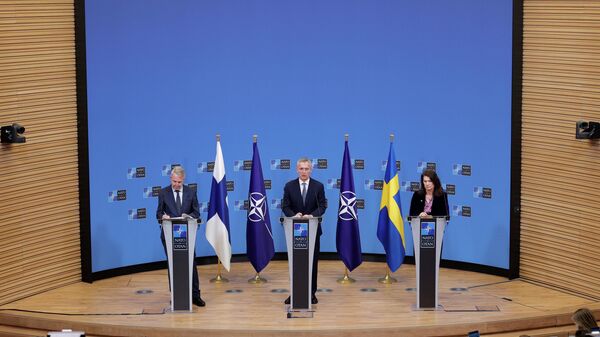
[284, 296, 290, 304]
[311, 296, 318, 304]
[193, 297, 205, 307]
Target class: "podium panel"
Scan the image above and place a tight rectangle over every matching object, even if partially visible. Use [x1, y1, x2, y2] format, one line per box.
[161, 218, 198, 312]
[409, 216, 448, 310]
[283, 217, 319, 315]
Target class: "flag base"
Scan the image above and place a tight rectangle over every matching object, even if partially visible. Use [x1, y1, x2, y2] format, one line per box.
[378, 269, 397, 284]
[210, 273, 229, 283]
[248, 273, 267, 284]
[336, 274, 356, 284]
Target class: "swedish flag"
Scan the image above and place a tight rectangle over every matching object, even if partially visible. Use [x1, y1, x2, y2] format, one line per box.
[376, 142, 405, 272]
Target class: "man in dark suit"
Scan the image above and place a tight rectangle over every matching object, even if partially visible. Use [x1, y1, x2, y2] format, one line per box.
[156, 166, 204, 307]
[281, 158, 327, 304]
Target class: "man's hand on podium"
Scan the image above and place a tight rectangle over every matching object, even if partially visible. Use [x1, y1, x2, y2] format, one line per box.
[292, 213, 314, 219]
[162, 214, 171, 220]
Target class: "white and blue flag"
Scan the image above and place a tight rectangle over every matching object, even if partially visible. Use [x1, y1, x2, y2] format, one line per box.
[206, 140, 232, 271]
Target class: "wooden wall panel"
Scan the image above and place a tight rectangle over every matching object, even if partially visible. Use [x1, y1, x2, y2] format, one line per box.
[521, 0, 600, 298]
[0, 0, 80, 305]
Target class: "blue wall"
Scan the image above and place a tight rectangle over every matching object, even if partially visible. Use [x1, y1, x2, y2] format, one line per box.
[85, 0, 513, 273]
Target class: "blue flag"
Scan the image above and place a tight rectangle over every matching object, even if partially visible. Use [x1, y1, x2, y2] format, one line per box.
[336, 140, 362, 271]
[376, 142, 405, 272]
[246, 142, 275, 273]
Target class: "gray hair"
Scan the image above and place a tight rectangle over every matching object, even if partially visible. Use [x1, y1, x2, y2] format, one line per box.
[171, 166, 185, 178]
[296, 157, 311, 166]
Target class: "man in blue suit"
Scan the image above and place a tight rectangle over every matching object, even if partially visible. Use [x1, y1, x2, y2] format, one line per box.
[156, 166, 204, 307]
[281, 158, 327, 304]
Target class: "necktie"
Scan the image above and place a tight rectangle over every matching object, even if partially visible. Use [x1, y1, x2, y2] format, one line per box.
[301, 182, 307, 205]
[175, 190, 182, 215]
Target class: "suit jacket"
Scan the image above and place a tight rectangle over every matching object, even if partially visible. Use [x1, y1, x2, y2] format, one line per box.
[409, 190, 450, 218]
[281, 178, 327, 235]
[156, 185, 200, 221]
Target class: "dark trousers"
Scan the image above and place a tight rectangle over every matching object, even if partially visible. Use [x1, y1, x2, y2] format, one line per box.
[312, 234, 320, 297]
[160, 231, 200, 300]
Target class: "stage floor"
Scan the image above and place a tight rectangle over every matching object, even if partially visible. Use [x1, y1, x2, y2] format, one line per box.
[0, 261, 596, 337]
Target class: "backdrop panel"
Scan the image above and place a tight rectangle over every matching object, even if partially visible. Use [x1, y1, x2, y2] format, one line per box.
[85, 0, 513, 273]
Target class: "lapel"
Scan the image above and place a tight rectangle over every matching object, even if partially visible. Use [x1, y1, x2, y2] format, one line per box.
[181, 185, 190, 209]
[293, 180, 302, 202]
[165, 185, 177, 212]
[305, 180, 314, 206]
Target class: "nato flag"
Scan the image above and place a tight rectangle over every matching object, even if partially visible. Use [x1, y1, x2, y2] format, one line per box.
[336, 140, 363, 271]
[246, 142, 275, 273]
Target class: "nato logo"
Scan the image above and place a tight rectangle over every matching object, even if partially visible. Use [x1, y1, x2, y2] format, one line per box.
[364, 179, 383, 190]
[417, 161, 436, 172]
[198, 202, 209, 213]
[188, 183, 198, 192]
[271, 159, 291, 170]
[294, 223, 308, 237]
[127, 167, 146, 179]
[327, 178, 341, 189]
[128, 208, 146, 220]
[108, 189, 127, 202]
[198, 161, 215, 173]
[173, 224, 187, 238]
[234, 200, 249, 211]
[233, 160, 252, 172]
[314, 158, 328, 169]
[264, 179, 272, 190]
[401, 181, 420, 192]
[452, 205, 472, 217]
[226, 181, 234, 191]
[353, 159, 365, 170]
[271, 198, 282, 209]
[234, 160, 243, 172]
[473, 187, 492, 199]
[453, 164, 472, 176]
[248, 192, 267, 222]
[338, 191, 358, 221]
[421, 222, 435, 236]
[420, 221, 435, 248]
[445, 184, 456, 195]
[143, 186, 161, 198]
[381, 160, 401, 171]
[172, 224, 187, 250]
[162, 164, 180, 176]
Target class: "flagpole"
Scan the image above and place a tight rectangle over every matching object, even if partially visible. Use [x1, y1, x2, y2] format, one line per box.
[248, 272, 268, 284]
[378, 266, 397, 284]
[209, 134, 229, 284]
[248, 134, 268, 284]
[337, 267, 356, 284]
[378, 133, 398, 284]
[337, 133, 358, 284]
[210, 259, 229, 283]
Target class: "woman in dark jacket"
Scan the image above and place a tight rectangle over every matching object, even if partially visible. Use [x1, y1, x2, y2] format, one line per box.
[409, 169, 449, 218]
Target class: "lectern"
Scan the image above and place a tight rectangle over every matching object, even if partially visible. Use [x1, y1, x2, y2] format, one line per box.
[282, 216, 319, 318]
[161, 217, 199, 312]
[408, 216, 449, 310]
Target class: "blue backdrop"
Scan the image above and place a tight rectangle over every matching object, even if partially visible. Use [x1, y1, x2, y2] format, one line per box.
[85, 0, 513, 273]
